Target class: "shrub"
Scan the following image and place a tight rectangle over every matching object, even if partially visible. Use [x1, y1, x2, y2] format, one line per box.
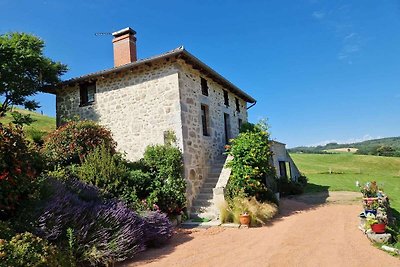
[280, 181, 304, 196]
[143, 144, 183, 181]
[142, 211, 173, 247]
[124, 169, 153, 200]
[42, 120, 116, 166]
[297, 175, 308, 187]
[75, 144, 128, 195]
[0, 220, 15, 240]
[0, 232, 61, 267]
[225, 121, 276, 202]
[143, 145, 186, 214]
[219, 196, 278, 226]
[146, 179, 187, 214]
[36, 179, 147, 266]
[0, 124, 39, 215]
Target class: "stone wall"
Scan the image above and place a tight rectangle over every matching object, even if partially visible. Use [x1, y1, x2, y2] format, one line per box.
[55, 57, 251, 207]
[270, 141, 301, 181]
[176, 59, 248, 206]
[56, 61, 184, 161]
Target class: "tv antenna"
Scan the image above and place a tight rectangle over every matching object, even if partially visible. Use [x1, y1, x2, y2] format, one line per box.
[95, 32, 112, 36]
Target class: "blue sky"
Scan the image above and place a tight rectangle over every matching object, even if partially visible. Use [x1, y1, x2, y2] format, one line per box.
[1, 0, 400, 147]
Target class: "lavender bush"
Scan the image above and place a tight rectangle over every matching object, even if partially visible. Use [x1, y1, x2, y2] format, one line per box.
[142, 211, 173, 247]
[36, 179, 148, 266]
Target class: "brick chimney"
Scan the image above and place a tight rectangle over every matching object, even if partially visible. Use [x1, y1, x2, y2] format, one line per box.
[112, 27, 137, 67]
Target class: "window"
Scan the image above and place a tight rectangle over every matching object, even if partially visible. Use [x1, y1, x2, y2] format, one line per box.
[80, 82, 96, 106]
[279, 161, 291, 180]
[201, 104, 209, 136]
[223, 90, 229, 106]
[238, 118, 242, 130]
[224, 113, 231, 144]
[235, 97, 240, 112]
[201, 77, 208, 96]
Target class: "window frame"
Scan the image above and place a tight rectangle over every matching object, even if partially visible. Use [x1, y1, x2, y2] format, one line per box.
[201, 77, 209, 96]
[235, 97, 240, 112]
[201, 104, 210, 136]
[223, 90, 229, 106]
[79, 81, 96, 106]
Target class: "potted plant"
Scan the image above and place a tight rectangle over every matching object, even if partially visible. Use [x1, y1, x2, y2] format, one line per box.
[239, 211, 251, 227]
[365, 211, 388, 234]
[363, 200, 379, 216]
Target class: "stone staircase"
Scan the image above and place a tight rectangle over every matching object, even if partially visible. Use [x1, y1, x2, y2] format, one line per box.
[190, 156, 227, 220]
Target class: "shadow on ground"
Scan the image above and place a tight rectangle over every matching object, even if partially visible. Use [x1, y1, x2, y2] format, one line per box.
[118, 229, 194, 266]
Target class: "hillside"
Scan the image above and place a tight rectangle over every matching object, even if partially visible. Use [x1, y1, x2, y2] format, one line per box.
[0, 108, 56, 140]
[289, 137, 400, 157]
[291, 153, 400, 213]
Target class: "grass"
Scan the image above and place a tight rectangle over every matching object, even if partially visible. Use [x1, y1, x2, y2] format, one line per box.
[291, 153, 400, 217]
[0, 108, 56, 140]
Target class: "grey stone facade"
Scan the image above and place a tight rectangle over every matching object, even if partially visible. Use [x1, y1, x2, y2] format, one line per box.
[55, 57, 249, 206]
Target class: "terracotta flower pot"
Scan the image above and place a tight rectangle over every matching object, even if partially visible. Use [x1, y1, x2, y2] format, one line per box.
[371, 223, 386, 234]
[239, 214, 251, 227]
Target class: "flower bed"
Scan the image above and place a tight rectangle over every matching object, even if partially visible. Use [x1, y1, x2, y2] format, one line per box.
[357, 180, 400, 254]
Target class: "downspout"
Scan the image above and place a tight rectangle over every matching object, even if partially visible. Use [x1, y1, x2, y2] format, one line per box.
[247, 101, 257, 110]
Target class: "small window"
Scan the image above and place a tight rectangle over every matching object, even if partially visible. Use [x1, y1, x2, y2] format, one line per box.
[80, 82, 96, 106]
[223, 90, 229, 106]
[238, 118, 242, 130]
[235, 97, 240, 112]
[201, 77, 208, 96]
[201, 104, 209, 136]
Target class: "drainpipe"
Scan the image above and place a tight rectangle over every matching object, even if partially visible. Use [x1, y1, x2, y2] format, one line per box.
[246, 101, 257, 110]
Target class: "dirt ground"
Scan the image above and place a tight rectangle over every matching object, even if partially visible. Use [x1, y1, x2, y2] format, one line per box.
[122, 192, 399, 267]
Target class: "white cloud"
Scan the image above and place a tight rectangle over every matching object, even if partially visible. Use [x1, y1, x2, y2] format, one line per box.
[312, 11, 325, 20]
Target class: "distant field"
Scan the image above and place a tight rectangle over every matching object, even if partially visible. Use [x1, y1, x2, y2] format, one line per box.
[0, 108, 56, 140]
[325, 147, 358, 153]
[290, 153, 400, 213]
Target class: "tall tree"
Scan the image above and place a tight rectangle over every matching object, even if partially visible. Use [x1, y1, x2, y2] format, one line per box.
[0, 32, 67, 117]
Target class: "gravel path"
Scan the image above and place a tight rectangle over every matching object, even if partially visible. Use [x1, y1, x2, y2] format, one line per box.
[123, 192, 399, 267]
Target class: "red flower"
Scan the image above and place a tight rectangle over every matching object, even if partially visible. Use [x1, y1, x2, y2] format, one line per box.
[0, 171, 8, 180]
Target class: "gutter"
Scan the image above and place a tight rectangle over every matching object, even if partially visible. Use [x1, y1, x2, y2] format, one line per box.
[246, 101, 257, 110]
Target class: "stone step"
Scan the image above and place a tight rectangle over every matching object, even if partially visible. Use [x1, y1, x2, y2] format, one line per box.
[208, 172, 222, 178]
[192, 199, 213, 207]
[202, 182, 218, 189]
[196, 193, 213, 200]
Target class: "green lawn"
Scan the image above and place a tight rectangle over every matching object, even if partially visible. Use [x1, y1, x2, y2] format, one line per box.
[0, 108, 56, 140]
[290, 153, 400, 213]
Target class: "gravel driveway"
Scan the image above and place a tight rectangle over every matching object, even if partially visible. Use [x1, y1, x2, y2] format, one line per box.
[123, 192, 399, 267]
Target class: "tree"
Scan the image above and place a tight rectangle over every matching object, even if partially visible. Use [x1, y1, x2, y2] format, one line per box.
[0, 32, 67, 117]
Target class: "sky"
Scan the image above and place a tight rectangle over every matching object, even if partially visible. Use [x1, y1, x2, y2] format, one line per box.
[1, 0, 400, 147]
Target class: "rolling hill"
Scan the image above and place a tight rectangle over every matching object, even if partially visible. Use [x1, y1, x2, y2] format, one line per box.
[289, 137, 400, 157]
[0, 108, 56, 140]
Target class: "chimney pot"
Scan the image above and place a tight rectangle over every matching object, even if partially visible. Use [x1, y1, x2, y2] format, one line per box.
[112, 27, 137, 67]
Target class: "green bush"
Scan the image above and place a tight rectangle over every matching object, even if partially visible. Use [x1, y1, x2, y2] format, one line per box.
[42, 120, 116, 166]
[280, 181, 304, 196]
[225, 121, 276, 203]
[0, 221, 15, 240]
[143, 145, 186, 214]
[75, 144, 128, 195]
[0, 232, 62, 267]
[0, 124, 39, 215]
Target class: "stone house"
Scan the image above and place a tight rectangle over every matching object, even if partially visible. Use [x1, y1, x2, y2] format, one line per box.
[46, 27, 300, 217]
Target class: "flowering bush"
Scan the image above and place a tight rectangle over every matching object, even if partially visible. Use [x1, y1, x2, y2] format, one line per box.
[225, 122, 276, 203]
[142, 211, 173, 247]
[36, 179, 172, 266]
[42, 120, 116, 166]
[0, 232, 61, 267]
[0, 124, 38, 215]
